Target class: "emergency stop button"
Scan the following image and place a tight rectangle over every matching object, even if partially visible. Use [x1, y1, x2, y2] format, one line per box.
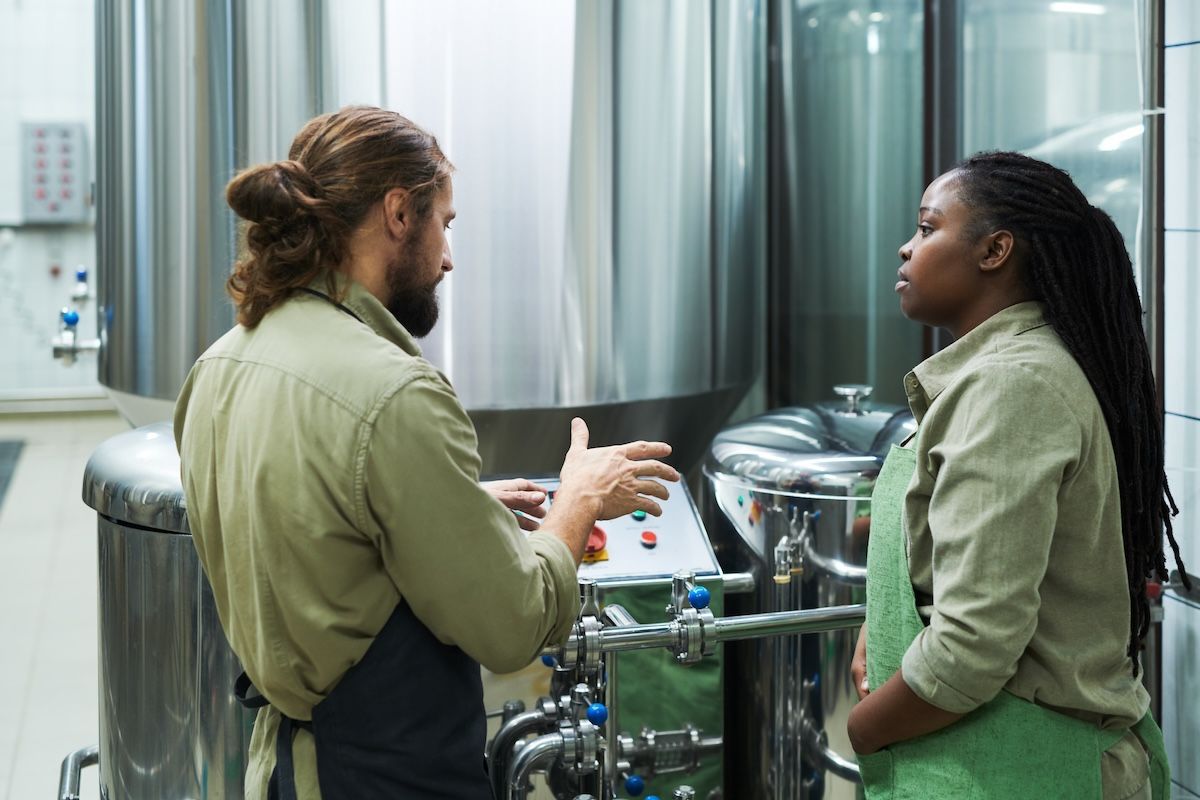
[586, 526, 608, 554]
[639, 531, 657, 549]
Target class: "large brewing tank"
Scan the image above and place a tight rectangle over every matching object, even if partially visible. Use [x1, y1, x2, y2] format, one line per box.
[94, 0, 766, 474]
[704, 385, 915, 799]
[80, 423, 252, 799]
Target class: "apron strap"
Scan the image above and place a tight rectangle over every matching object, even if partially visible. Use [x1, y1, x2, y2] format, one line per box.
[233, 671, 311, 800]
[234, 671, 270, 709]
[273, 715, 313, 800]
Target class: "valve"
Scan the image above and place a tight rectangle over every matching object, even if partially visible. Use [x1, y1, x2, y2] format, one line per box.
[542, 654, 557, 667]
[71, 266, 91, 302]
[61, 307, 80, 328]
[624, 774, 646, 796]
[586, 702, 608, 726]
[687, 586, 710, 611]
[673, 786, 696, 800]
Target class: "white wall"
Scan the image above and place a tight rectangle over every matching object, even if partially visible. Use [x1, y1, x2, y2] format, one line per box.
[1161, 0, 1200, 797]
[0, 0, 102, 403]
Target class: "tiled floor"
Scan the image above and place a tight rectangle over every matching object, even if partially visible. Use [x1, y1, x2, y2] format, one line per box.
[0, 411, 127, 800]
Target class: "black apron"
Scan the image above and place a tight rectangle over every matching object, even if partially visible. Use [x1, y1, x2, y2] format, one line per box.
[237, 600, 493, 799]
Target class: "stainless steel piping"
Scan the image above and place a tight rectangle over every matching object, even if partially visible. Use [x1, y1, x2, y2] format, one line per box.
[506, 731, 565, 800]
[709, 604, 866, 642]
[547, 603, 867, 659]
[600, 604, 638, 628]
[57, 745, 99, 800]
[488, 702, 557, 800]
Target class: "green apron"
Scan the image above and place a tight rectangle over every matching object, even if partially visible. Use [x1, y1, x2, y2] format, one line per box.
[859, 443, 1170, 799]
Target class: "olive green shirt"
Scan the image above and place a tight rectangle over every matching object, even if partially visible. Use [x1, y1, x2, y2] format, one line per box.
[174, 276, 579, 799]
[898, 301, 1150, 797]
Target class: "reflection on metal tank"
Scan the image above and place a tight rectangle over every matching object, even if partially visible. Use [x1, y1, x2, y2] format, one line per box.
[767, 0, 924, 410]
[95, 0, 766, 473]
[705, 385, 915, 799]
[82, 423, 253, 799]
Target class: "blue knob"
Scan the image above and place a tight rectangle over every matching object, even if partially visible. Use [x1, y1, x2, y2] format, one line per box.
[586, 702, 608, 726]
[541, 655, 556, 667]
[812, 509, 822, 521]
[625, 774, 646, 796]
[688, 586, 711, 610]
[647, 796, 661, 800]
[61, 309, 80, 327]
[75, 267, 88, 282]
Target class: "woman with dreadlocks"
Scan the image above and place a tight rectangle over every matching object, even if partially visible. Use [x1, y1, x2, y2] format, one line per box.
[845, 151, 1188, 799]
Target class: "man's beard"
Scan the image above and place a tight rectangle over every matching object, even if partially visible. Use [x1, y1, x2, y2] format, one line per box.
[384, 257, 440, 338]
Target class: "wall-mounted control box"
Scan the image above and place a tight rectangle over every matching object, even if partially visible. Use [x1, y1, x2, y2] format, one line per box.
[21, 122, 89, 225]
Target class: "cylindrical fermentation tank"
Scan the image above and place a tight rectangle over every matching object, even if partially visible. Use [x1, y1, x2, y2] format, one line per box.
[80, 423, 252, 799]
[704, 385, 915, 799]
[95, 0, 766, 473]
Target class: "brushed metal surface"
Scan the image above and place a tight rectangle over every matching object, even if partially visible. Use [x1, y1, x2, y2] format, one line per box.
[707, 393, 914, 799]
[94, 0, 766, 463]
[96, 517, 253, 800]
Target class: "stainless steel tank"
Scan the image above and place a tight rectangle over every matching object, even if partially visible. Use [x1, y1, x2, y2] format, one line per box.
[704, 385, 915, 799]
[81, 422, 253, 799]
[94, 0, 766, 474]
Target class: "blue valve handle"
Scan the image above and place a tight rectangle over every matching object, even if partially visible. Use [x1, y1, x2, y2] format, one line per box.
[646, 795, 661, 800]
[687, 586, 711, 610]
[75, 267, 88, 282]
[541, 655, 556, 667]
[624, 774, 646, 796]
[586, 702, 608, 726]
[61, 308, 80, 327]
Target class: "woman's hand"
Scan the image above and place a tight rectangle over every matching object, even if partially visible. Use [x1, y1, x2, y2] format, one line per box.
[851, 622, 869, 700]
[483, 478, 549, 531]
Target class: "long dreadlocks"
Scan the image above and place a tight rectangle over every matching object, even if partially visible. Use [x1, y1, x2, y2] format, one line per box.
[949, 151, 1189, 675]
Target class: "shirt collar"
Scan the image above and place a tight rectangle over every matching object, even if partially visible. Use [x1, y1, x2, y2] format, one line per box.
[303, 272, 423, 358]
[904, 301, 1049, 422]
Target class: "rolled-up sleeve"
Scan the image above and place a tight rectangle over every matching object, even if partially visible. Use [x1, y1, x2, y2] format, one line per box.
[360, 370, 579, 673]
[901, 363, 1082, 713]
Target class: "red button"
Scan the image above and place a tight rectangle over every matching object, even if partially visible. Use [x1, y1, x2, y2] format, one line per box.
[639, 531, 657, 549]
[585, 526, 607, 554]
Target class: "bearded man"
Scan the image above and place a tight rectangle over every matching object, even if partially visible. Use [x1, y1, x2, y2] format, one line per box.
[173, 106, 678, 800]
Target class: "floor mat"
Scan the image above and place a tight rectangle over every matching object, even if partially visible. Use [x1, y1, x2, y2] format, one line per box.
[0, 440, 24, 510]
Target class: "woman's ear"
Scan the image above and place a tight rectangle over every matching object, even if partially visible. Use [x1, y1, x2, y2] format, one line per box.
[979, 229, 1016, 273]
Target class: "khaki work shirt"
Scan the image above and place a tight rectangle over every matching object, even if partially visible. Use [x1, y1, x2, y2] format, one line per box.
[898, 301, 1150, 797]
[174, 276, 579, 799]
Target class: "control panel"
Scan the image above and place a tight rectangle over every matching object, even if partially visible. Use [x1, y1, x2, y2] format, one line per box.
[515, 476, 720, 583]
[22, 122, 89, 224]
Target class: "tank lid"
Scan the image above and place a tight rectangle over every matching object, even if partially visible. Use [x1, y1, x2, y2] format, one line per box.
[82, 422, 189, 533]
[703, 385, 916, 497]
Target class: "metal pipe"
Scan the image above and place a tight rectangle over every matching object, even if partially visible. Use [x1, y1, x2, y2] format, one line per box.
[594, 622, 678, 653]
[709, 604, 865, 642]
[489, 708, 555, 799]
[697, 735, 722, 757]
[721, 571, 757, 595]
[547, 604, 867, 659]
[802, 714, 860, 783]
[506, 732, 564, 800]
[805, 550, 867, 586]
[58, 745, 99, 800]
[601, 604, 638, 628]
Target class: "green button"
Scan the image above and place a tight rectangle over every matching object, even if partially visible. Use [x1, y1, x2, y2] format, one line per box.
[631, 509, 647, 521]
